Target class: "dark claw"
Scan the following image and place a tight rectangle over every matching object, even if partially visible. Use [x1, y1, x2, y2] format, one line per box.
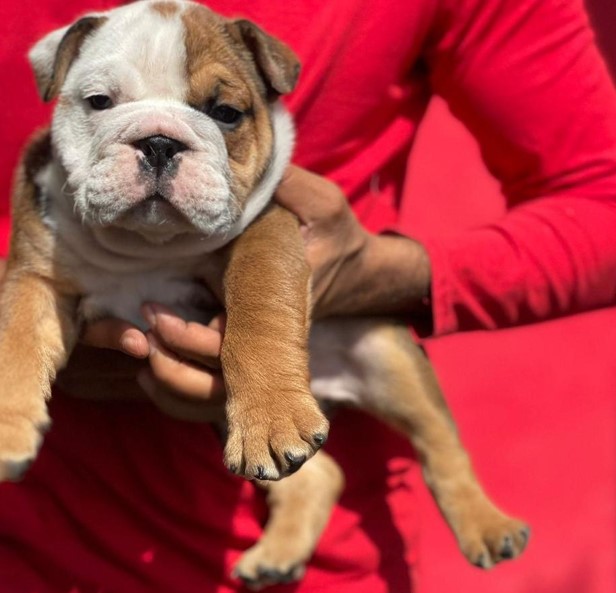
[312, 433, 327, 447]
[255, 466, 267, 480]
[500, 536, 514, 559]
[284, 452, 306, 470]
[279, 569, 299, 584]
[228, 464, 238, 475]
[235, 572, 259, 587]
[287, 463, 302, 475]
[473, 553, 489, 569]
[258, 566, 298, 584]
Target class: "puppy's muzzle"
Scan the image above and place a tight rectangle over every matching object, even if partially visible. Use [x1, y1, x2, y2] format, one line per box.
[133, 134, 188, 177]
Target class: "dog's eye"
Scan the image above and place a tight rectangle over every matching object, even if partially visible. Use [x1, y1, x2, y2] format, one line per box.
[208, 104, 243, 126]
[87, 95, 113, 110]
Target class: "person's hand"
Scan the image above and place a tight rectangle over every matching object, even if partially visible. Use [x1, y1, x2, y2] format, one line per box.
[137, 304, 226, 421]
[275, 165, 432, 319]
[56, 306, 227, 421]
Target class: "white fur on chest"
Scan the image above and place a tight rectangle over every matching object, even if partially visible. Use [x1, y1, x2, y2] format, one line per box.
[78, 265, 216, 330]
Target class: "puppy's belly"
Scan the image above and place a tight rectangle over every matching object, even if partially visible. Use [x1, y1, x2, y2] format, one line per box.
[309, 320, 375, 407]
[78, 269, 217, 330]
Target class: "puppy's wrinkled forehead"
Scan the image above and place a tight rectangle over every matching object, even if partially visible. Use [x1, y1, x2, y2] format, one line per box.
[70, 2, 258, 106]
[31, 0, 299, 115]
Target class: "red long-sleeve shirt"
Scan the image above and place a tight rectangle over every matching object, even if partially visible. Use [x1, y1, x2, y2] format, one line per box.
[0, 0, 614, 592]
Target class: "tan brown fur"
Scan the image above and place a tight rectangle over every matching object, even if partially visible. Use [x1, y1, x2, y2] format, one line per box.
[0, 131, 81, 480]
[373, 324, 529, 567]
[324, 319, 529, 568]
[234, 450, 344, 586]
[234, 319, 529, 587]
[216, 205, 329, 480]
[182, 5, 276, 202]
[8, 129, 81, 294]
[150, 1, 179, 18]
[227, 20, 300, 96]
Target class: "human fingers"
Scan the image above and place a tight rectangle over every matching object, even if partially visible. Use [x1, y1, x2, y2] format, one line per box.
[81, 317, 149, 358]
[143, 332, 226, 402]
[141, 303, 223, 369]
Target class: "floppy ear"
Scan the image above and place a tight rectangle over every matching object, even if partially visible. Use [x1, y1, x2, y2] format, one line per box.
[28, 16, 107, 102]
[229, 20, 300, 98]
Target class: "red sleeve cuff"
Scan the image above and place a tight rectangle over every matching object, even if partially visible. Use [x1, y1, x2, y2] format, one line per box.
[382, 225, 458, 338]
[405, 194, 616, 338]
[421, 237, 458, 336]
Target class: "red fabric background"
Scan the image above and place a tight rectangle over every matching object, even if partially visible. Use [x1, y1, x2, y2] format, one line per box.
[586, 0, 616, 76]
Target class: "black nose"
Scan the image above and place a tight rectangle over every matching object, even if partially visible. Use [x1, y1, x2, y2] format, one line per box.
[133, 135, 187, 174]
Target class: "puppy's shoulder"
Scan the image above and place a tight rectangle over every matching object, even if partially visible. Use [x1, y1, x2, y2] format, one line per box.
[12, 127, 53, 218]
[8, 128, 63, 281]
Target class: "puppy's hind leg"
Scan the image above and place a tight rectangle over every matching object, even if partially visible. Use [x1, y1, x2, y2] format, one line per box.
[316, 319, 530, 569]
[233, 449, 344, 590]
[0, 270, 78, 481]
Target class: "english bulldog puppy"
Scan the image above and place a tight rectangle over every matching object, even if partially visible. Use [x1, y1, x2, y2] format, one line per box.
[0, 0, 529, 588]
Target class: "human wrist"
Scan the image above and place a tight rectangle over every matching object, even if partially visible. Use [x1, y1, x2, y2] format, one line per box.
[361, 233, 431, 315]
[318, 233, 432, 319]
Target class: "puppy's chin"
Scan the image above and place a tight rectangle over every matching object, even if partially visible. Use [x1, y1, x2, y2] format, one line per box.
[115, 194, 196, 244]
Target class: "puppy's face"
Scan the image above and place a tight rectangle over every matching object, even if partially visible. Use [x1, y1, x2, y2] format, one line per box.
[29, 1, 299, 244]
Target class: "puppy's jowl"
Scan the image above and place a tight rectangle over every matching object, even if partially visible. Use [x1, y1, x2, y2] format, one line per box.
[0, 0, 529, 587]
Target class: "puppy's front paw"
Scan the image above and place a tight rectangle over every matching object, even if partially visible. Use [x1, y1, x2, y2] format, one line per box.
[224, 392, 328, 481]
[457, 505, 530, 568]
[233, 541, 306, 590]
[0, 409, 50, 482]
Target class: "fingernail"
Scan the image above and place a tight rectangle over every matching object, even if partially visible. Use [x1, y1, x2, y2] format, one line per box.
[120, 332, 149, 359]
[142, 304, 156, 329]
[120, 334, 140, 357]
